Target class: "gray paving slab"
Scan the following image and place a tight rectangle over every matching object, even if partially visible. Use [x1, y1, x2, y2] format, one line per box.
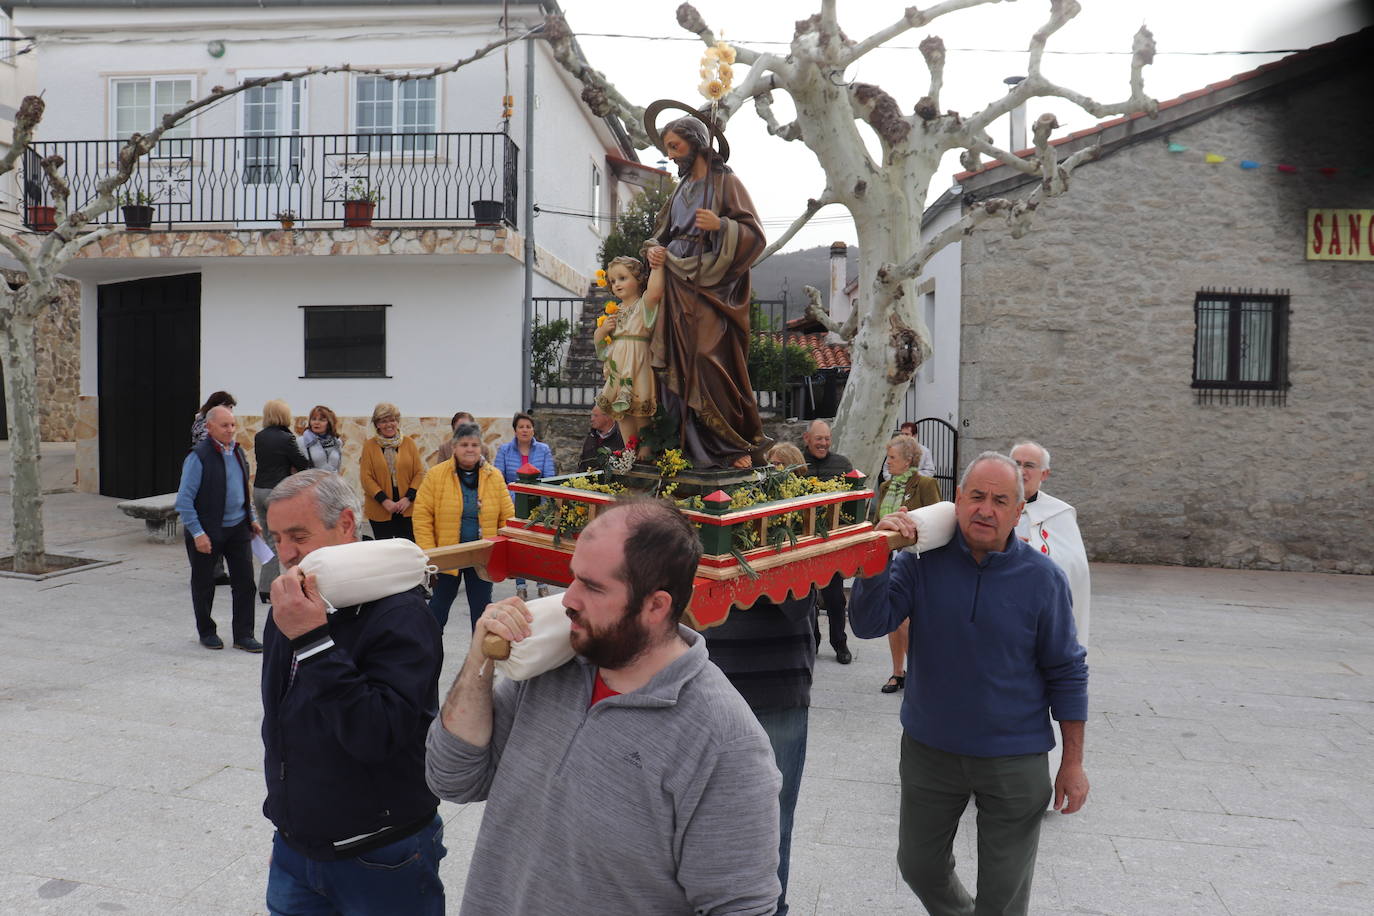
[1, 441, 1372, 914]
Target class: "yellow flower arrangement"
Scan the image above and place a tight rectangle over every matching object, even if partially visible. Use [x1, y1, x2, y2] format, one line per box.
[596, 314, 607, 328]
[594, 268, 607, 287]
[604, 301, 619, 315]
[656, 448, 691, 478]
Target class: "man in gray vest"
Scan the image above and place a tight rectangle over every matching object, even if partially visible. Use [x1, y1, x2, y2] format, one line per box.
[174, 405, 261, 651]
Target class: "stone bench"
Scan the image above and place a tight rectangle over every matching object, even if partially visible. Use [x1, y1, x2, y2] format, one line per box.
[116, 493, 182, 544]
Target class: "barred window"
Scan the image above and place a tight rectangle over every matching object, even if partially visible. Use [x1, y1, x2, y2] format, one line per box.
[301, 305, 389, 378]
[1191, 288, 1290, 406]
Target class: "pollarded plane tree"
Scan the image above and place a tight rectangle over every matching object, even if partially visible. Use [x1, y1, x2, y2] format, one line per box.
[549, 0, 1157, 478]
[0, 34, 530, 574]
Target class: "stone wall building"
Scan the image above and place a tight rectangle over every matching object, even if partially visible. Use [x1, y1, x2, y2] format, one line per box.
[929, 28, 1373, 574]
[0, 270, 79, 443]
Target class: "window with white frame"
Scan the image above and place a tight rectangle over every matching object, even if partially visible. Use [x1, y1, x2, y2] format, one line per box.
[0, 13, 18, 64]
[112, 76, 195, 154]
[354, 76, 437, 153]
[590, 163, 602, 232]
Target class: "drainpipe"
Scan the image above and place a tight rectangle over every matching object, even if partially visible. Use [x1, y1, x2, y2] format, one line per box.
[520, 35, 536, 410]
[1004, 75, 1027, 151]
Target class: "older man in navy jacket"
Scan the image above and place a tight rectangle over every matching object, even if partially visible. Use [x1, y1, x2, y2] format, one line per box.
[849, 451, 1088, 916]
[261, 469, 445, 915]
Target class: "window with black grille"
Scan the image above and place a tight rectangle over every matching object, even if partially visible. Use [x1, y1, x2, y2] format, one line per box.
[301, 304, 389, 378]
[1191, 289, 1290, 406]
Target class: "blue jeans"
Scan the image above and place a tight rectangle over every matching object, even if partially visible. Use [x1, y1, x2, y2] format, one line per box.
[754, 705, 809, 916]
[266, 814, 446, 915]
[429, 567, 493, 631]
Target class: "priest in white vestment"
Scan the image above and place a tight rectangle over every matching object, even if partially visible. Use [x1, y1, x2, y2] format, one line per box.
[1011, 441, 1091, 647]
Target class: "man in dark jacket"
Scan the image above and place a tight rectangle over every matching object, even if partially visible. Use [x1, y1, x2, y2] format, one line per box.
[802, 419, 855, 664]
[578, 404, 626, 470]
[174, 405, 261, 651]
[261, 469, 445, 915]
[703, 591, 817, 916]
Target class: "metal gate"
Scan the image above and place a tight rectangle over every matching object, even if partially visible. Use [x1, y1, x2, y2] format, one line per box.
[914, 417, 958, 501]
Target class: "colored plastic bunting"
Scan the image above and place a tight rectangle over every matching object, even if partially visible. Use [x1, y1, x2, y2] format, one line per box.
[1204, 153, 1226, 164]
[1166, 142, 1188, 153]
[1239, 160, 1260, 169]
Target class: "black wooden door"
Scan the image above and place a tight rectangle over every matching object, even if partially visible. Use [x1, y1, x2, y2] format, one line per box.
[914, 417, 958, 502]
[98, 274, 201, 498]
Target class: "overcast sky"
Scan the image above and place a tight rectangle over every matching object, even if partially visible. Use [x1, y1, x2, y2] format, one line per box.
[558, 0, 1369, 253]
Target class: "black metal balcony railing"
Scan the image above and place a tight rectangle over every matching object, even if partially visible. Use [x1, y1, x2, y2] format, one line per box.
[22, 132, 519, 229]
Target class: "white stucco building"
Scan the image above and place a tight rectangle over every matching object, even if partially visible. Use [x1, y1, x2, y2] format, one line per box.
[11, 0, 652, 497]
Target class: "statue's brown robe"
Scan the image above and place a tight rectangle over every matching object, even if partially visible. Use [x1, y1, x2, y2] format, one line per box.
[645, 166, 770, 468]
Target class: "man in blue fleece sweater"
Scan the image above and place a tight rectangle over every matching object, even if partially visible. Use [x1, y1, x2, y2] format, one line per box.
[849, 451, 1088, 916]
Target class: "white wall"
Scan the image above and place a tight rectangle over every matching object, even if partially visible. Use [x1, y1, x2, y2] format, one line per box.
[79, 258, 526, 418]
[909, 204, 962, 425]
[200, 259, 523, 418]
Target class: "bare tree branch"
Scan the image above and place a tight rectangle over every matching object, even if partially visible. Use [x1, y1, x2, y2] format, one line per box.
[803, 284, 858, 345]
[963, 22, 1156, 139]
[753, 90, 803, 142]
[844, 0, 1007, 64]
[0, 96, 44, 181]
[755, 193, 836, 265]
[914, 36, 945, 121]
[544, 15, 651, 148]
[675, 3, 760, 66]
[0, 233, 36, 274]
[962, 136, 1040, 175]
[1032, 112, 1059, 189]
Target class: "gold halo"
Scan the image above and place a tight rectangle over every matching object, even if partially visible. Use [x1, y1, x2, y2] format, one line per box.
[643, 99, 731, 163]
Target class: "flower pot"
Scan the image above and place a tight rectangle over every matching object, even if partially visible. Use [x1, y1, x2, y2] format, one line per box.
[121, 204, 154, 231]
[342, 200, 375, 228]
[26, 205, 56, 232]
[279, 219, 295, 230]
[471, 199, 503, 225]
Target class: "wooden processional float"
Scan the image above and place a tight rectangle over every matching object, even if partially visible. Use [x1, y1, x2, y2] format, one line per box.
[421, 461, 917, 637]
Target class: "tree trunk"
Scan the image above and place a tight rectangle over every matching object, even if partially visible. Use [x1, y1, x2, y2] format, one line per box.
[830, 173, 930, 483]
[0, 315, 47, 573]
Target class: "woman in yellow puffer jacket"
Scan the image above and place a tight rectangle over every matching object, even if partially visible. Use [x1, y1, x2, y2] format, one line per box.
[412, 423, 514, 631]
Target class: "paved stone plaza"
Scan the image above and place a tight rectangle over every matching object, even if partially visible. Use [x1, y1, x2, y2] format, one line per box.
[1, 444, 1370, 914]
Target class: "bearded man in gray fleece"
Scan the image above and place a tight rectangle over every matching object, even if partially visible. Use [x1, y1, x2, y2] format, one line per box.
[425, 499, 781, 915]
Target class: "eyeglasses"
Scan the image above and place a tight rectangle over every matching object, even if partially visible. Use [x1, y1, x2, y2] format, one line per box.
[1013, 461, 1041, 470]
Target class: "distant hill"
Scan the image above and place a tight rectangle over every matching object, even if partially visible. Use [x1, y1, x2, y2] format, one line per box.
[750, 244, 859, 324]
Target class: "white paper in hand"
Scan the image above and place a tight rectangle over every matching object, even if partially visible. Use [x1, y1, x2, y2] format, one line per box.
[251, 535, 275, 564]
[901, 501, 957, 556]
[494, 591, 575, 681]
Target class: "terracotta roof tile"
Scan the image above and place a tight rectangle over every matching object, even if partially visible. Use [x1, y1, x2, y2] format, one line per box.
[760, 331, 851, 369]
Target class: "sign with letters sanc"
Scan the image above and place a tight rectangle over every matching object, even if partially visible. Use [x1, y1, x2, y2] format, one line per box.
[1307, 209, 1374, 261]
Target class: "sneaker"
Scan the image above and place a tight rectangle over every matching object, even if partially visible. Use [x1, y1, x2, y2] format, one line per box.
[233, 637, 264, 653]
[199, 634, 224, 650]
[536, 584, 550, 598]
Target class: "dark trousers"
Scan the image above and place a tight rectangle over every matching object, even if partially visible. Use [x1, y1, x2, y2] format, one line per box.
[897, 734, 1051, 916]
[429, 566, 494, 632]
[185, 520, 257, 642]
[817, 573, 848, 649]
[370, 515, 414, 541]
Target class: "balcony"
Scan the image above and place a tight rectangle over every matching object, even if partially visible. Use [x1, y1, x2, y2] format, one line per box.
[21, 132, 519, 230]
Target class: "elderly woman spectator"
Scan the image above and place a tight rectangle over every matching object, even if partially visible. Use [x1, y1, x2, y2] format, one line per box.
[359, 402, 425, 540]
[253, 399, 311, 600]
[872, 435, 943, 694]
[301, 404, 343, 472]
[493, 411, 556, 599]
[413, 422, 515, 630]
[191, 391, 236, 446]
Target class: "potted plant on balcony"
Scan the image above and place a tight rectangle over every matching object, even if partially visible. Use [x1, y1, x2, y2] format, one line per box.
[471, 198, 504, 225]
[275, 209, 297, 230]
[342, 180, 382, 228]
[118, 190, 155, 231]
